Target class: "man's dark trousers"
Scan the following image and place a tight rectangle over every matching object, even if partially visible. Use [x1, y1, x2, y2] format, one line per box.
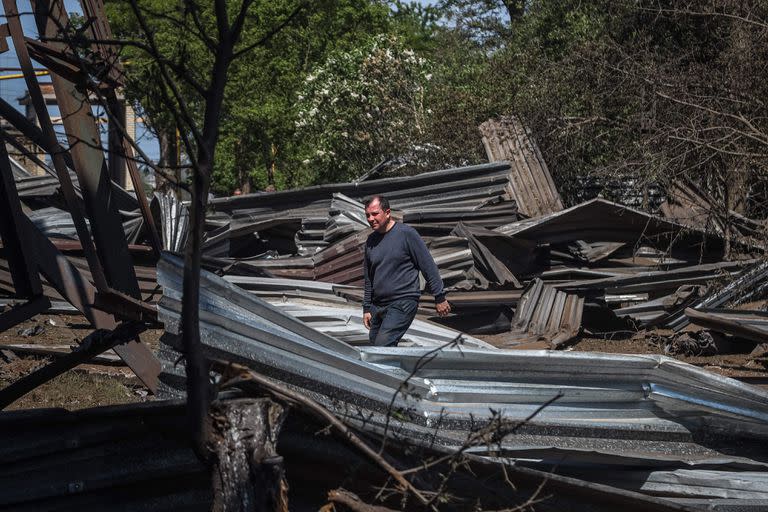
[368, 299, 418, 346]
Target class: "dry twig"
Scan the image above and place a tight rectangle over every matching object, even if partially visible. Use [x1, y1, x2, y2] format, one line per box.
[213, 360, 432, 508]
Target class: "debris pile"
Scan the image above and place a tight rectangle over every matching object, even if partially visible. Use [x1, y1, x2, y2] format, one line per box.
[1, 3, 768, 508]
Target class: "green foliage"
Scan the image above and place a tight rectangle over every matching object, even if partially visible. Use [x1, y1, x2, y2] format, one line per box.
[494, 0, 768, 210]
[106, 0, 390, 193]
[106, 0, 768, 213]
[388, 1, 441, 52]
[295, 34, 433, 182]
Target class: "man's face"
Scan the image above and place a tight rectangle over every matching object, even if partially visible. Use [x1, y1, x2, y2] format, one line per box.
[365, 200, 391, 233]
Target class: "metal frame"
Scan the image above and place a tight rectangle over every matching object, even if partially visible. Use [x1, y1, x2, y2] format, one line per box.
[0, 0, 161, 403]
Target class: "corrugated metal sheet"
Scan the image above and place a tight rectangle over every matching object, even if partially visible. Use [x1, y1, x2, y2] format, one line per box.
[0, 400, 211, 511]
[479, 116, 564, 217]
[209, 162, 518, 213]
[1, 397, 715, 512]
[402, 200, 519, 229]
[157, 255, 768, 441]
[496, 198, 732, 263]
[155, 254, 768, 504]
[152, 191, 188, 253]
[502, 278, 584, 348]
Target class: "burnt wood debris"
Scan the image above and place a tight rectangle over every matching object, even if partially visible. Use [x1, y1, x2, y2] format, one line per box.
[1, 2, 768, 511]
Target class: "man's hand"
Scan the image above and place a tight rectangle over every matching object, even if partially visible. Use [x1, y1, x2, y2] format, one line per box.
[435, 300, 451, 317]
[363, 312, 372, 329]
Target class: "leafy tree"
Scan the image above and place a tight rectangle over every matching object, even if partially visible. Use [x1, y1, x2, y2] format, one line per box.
[388, 0, 442, 52]
[294, 34, 433, 182]
[106, 0, 390, 194]
[438, 0, 527, 48]
[495, 0, 768, 216]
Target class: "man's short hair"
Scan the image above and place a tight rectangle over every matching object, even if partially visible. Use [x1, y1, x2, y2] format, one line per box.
[364, 195, 390, 211]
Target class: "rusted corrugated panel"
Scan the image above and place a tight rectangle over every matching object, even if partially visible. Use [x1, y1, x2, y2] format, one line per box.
[493, 278, 583, 349]
[209, 162, 516, 213]
[496, 198, 738, 263]
[479, 116, 564, 217]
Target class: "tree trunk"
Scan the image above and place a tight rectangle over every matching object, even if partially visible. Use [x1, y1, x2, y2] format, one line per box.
[209, 398, 288, 512]
[158, 128, 179, 192]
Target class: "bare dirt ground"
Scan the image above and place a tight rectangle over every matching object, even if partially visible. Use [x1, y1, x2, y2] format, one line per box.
[0, 313, 164, 410]
[2, 311, 767, 410]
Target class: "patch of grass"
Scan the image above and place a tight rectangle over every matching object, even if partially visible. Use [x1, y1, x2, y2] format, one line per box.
[4, 371, 141, 411]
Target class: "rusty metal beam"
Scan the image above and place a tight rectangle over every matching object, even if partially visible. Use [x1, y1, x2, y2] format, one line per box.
[0, 96, 75, 172]
[0, 0, 160, 393]
[0, 23, 9, 52]
[0, 295, 51, 332]
[32, 0, 142, 299]
[22, 215, 160, 391]
[0, 129, 56, 178]
[78, 0, 123, 85]
[94, 287, 159, 324]
[0, 96, 139, 213]
[2, 0, 110, 292]
[0, 142, 51, 332]
[24, 37, 86, 85]
[685, 307, 768, 345]
[80, 0, 162, 256]
[0, 139, 43, 299]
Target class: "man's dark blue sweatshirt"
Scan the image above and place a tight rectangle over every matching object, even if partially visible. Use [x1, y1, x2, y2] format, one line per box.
[363, 222, 446, 312]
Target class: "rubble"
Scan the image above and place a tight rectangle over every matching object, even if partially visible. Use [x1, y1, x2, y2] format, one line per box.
[0, 1, 767, 507]
[156, 254, 768, 506]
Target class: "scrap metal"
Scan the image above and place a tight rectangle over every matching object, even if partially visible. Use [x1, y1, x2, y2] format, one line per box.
[156, 254, 768, 506]
[685, 307, 768, 345]
[0, 0, 161, 395]
[479, 116, 564, 217]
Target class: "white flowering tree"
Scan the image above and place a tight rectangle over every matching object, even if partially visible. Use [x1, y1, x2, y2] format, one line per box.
[295, 34, 432, 182]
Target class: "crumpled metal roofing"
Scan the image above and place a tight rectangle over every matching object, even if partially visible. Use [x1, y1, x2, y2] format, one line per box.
[479, 116, 564, 217]
[152, 191, 189, 252]
[209, 162, 518, 213]
[667, 260, 768, 331]
[222, 273, 494, 348]
[156, 254, 768, 503]
[495, 198, 731, 262]
[505, 278, 583, 348]
[26, 206, 145, 244]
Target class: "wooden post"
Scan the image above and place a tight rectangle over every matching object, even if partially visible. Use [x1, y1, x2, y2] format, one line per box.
[209, 398, 288, 512]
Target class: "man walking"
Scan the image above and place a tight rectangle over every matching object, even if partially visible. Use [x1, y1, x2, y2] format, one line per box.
[362, 195, 451, 346]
